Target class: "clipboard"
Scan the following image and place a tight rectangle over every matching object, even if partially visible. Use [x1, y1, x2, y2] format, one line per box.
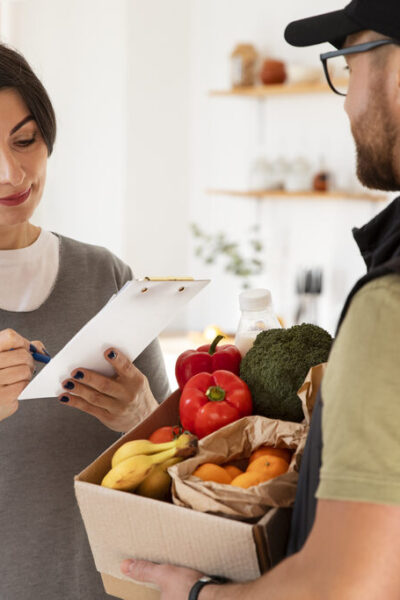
[19, 278, 209, 400]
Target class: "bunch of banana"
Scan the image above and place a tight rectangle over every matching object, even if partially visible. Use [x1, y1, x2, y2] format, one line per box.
[136, 457, 182, 501]
[101, 433, 197, 496]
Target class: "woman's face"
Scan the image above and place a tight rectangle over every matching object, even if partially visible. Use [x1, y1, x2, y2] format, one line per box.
[0, 88, 48, 227]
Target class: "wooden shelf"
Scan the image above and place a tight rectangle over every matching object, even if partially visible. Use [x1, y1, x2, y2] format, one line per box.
[207, 82, 386, 202]
[209, 80, 346, 98]
[206, 189, 387, 202]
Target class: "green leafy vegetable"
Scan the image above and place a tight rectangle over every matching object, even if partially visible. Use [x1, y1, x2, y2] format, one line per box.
[240, 323, 333, 422]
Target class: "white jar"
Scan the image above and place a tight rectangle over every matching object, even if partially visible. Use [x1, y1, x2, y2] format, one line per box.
[248, 157, 274, 191]
[234, 289, 282, 357]
[272, 157, 290, 189]
[285, 157, 313, 192]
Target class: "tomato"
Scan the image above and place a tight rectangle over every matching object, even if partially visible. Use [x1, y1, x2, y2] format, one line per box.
[148, 425, 182, 443]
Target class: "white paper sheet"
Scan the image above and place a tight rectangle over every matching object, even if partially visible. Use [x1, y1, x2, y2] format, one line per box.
[19, 279, 209, 400]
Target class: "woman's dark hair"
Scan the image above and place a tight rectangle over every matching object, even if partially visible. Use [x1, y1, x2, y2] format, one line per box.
[0, 43, 56, 155]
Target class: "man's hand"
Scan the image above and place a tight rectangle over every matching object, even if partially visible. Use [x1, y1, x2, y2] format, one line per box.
[58, 347, 158, 432]
[121, 559, 203, 600]
[119, 499, 400, 600]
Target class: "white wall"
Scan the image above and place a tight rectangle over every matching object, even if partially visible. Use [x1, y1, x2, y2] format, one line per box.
[186, 0, 389, 335]
[124, 0, 191, 279]
[4, 0, 128, 257]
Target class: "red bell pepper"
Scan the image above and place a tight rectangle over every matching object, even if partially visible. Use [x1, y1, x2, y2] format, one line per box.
[179, 370, 252, 439]
[175, 335, 242, 390]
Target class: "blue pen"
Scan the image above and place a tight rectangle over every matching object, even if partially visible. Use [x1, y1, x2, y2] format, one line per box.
[29, 344, 51, 364]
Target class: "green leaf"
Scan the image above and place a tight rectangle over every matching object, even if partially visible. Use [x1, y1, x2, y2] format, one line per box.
[190, 221, 265, 284]
[250, 240, 263, 252]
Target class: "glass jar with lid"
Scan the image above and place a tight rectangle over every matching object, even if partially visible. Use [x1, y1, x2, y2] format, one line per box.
[230, 43, 258, 88]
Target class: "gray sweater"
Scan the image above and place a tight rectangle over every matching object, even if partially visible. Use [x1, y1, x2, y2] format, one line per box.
[0, 234, 170, 599]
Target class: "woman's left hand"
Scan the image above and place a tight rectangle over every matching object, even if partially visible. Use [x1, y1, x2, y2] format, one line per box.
[58, 348, 158, 432]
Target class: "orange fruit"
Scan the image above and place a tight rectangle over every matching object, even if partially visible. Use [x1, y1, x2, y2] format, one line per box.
[231, 472, 264, 489]
[247, 455, 289, 481]
[249, 446, 292, 465]
[223, 465, 243, 479]
[192, 463, 232, 484]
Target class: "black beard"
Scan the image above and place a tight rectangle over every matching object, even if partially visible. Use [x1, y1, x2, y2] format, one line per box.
[352, 96, 400, 191]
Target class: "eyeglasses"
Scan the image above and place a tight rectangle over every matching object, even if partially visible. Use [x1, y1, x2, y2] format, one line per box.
[320, 39, 400, 96]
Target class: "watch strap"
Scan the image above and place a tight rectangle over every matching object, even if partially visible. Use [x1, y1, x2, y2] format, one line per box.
[189, 575, 230, 600]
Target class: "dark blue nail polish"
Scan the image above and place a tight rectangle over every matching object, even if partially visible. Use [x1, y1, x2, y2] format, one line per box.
[63, 381, 75, 390]
[43, 347, 51, 357]
[29, 343, 38, 353]
[59, 396, 69, 403]
[73, 371, 84, 380]
[108, 351, 117, 359]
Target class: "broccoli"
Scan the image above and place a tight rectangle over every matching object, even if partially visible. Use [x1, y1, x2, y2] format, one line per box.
[240, 323, 333, 422]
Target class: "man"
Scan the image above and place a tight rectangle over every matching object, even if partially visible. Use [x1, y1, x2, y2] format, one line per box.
[121, 1, 400, 597]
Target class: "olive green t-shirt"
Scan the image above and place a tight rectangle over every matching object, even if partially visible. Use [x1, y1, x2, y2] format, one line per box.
[317, 273, 400, 506]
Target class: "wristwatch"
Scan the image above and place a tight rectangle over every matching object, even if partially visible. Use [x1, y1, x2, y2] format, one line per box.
[189, 575, 230, 600]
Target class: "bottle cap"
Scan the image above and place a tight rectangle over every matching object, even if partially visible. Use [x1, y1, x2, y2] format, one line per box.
[239, 289, 272, 311]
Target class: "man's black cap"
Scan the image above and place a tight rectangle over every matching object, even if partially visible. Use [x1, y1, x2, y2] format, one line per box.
[285, 0, 400, 50]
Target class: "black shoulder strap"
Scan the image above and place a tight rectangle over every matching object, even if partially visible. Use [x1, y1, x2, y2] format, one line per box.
[286, 389, 323, 556]
[286, 259, 400, 556]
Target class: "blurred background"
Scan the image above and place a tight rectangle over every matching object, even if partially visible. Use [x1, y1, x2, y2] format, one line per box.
[0, 0, 393, 382]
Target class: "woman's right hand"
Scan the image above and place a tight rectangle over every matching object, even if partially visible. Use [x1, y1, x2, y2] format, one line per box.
[0, 328, 40, 422]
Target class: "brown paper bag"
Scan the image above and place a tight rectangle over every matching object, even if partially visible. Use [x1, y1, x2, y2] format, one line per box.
[297, 363, 327, 425]
[170, 362, 327, 520]
[170, 416, 306, 519]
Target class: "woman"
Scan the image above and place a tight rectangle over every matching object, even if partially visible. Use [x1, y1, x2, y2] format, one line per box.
[0, 44, 170, 599]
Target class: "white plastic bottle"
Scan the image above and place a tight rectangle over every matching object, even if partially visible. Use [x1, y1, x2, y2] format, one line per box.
[234, 289, 282, 357]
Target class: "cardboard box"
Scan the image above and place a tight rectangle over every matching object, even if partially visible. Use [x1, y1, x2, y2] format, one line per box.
[75, 391, 292, 599]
